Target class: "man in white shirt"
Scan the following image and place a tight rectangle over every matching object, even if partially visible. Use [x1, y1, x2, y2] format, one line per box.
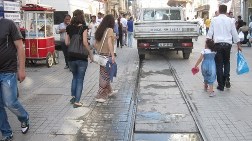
[207, 5, 242, 91]
[228, 12, 236, 25]
[97, 12, 103, 24]
[56, 14, 71, 69]
[121, 14, 128, 46]
[88, 15, 98, 53]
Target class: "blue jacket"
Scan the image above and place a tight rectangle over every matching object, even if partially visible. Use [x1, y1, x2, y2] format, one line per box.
[106, 57, 117, 82]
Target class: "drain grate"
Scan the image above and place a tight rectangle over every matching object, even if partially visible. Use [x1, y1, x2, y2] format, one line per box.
[23, 94, 62, 105]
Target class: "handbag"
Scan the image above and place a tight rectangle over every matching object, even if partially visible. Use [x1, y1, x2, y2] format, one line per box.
[68, 26, 89, 59]
[93, 29, 109, 66]
[236, 51, 249, 75]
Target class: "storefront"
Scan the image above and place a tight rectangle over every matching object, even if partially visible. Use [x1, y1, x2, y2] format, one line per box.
[243, 0, 252, 23]
[195, 4, 210, 19]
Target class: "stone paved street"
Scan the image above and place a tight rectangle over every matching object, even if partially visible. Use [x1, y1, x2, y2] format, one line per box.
[3, 45, 139, 141]
[2, 35, 252, 141]
[169, 36, 252, 141]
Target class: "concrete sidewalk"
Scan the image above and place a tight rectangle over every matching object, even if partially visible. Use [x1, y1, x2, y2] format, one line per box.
[3, 46, 139, 141]
[169, 36, 252, 141]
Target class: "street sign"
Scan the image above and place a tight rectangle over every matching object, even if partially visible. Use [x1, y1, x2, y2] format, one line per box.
[4, 12, 21, 22]
[3, 1, 20, 12]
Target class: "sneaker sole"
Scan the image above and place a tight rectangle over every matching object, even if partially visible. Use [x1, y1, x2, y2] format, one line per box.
[95, 98, 106, 103]
[108, 90, 118, 97]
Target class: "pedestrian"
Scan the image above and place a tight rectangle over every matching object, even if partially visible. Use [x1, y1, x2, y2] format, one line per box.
[117, 17, 123, 48]
[204, 16, 211, 35]
[193, 39, 216, 97]
[88, 15, 98, 53]
[207, 4, 242, 91]
[56, 14, 71, 69]
[94, 14, 116, 103]
[121, 14, 128, 46]
[239, 22, 250, 45]
[0, 18, 30, 141]
[236, 15, 243, 31]
[228, 12, 236, 25]
[65, 9, 93, 108]
[97, 12, 103, 24]
[127, 16, 134, 47]
[113, 20, 119, 56]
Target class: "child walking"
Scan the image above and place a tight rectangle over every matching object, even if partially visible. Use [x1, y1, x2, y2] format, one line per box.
[194, 39, 216, 97]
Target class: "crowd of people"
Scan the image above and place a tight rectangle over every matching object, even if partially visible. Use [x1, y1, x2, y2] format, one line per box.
[0, 9, 135, 141]
[199, 10, 252, 47]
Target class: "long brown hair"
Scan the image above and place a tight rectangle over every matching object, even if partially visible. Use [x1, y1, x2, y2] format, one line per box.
[70, 9, 86, 25]
[95, 14, 115, 41]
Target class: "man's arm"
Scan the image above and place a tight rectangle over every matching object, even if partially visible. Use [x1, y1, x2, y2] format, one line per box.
[14, 39, 26, 82]
[231, 20, 242, 51]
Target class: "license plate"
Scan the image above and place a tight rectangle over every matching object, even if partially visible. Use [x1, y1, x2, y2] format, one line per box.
[159, 43, 173, 47]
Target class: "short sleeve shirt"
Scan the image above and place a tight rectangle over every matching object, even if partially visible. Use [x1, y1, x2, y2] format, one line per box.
[201, 49, 214, 54]
[66, 24, 89, 61]
[95, 28, 114, 54]
[0, 19, 23, 73]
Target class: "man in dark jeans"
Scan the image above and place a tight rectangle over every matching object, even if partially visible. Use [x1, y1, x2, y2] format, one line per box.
[0, 18, 30, 141]
[56, 14, 71, 69]
[207, 5, 242, 91]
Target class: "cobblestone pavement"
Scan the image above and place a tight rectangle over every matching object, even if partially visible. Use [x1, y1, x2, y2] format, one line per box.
[3, 45, 139, 141]
[168, 36, 252, 141]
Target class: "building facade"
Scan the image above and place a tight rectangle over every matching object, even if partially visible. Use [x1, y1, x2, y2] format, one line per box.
[193, 0, 241, 19]
[242, 0, 252, 23]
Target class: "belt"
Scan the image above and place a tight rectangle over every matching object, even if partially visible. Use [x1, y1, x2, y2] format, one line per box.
[215, 42, 231, 46]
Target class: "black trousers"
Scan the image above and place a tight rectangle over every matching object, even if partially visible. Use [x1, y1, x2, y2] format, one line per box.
[117, 33, 123, 47]
[214, 43, 232, 88]
[61, 41, 69, 66]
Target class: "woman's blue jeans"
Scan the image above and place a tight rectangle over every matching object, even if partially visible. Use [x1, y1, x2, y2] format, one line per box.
[0, 73, 29, 137]
[68, 60, 88, 103]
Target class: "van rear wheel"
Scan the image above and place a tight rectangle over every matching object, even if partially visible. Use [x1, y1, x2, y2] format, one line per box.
[183, 52, 190, 59]
[139, 54, 145, 60]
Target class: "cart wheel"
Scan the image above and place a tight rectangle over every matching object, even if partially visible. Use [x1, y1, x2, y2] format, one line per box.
[30, 60, 37, 65]
[53, 51, 59, 64]
[46, 52, 53, 68]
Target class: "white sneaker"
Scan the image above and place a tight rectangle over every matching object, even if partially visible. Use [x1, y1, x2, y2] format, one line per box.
[109, 90, 118, 97]
[95, 98, 106, 103]
[209, 92, 216, 97]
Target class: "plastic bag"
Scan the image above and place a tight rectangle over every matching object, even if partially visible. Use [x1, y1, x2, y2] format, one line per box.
[247, 33, 251, 39]
[236, 51, 249, 75]
[238, 31, 244, 41]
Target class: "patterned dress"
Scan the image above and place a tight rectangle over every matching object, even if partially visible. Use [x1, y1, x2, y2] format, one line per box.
[201, 49, 216, 85]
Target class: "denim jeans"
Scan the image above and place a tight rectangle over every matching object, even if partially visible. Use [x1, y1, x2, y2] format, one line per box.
[215, 43, 232, 87]
[61, 41, 69, 66]
[68, 60, 88, 103]
[127, 32, 133, 47]
[0, 73, 29, 137]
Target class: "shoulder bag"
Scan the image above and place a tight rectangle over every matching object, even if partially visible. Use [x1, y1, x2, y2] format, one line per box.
[93, 29, 109, 66]
[68, 25, 89, 59]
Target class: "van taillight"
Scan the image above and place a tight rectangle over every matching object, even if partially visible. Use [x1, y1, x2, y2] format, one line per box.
[138, 43, 150, 48]
[182, 43, 193, 47]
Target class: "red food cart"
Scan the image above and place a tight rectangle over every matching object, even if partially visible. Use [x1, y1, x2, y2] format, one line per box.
[21, 4, 58, 67]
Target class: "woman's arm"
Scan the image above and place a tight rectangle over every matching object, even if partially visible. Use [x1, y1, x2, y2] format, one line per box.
[194, 54, 203, 68]
[83, 29, 93, 61]
[107, 28, 115, 63]
[65, 33, 70, 46]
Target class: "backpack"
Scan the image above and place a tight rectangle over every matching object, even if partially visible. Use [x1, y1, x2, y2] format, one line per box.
[68, 26, 89, 59]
